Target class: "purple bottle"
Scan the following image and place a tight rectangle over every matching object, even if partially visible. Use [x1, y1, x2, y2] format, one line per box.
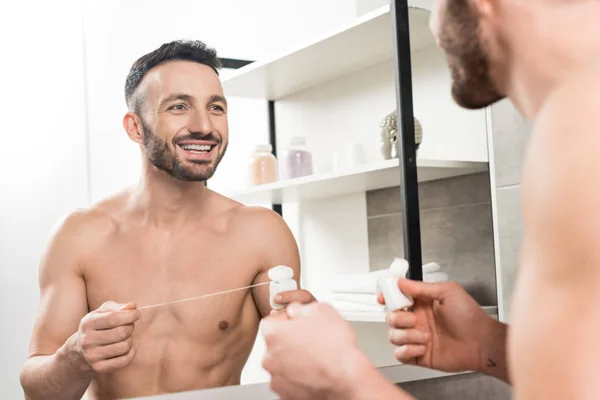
[284, 137, 313, 179]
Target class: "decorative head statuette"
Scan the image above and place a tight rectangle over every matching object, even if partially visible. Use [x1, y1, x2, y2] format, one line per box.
[380, 110, 423, 160]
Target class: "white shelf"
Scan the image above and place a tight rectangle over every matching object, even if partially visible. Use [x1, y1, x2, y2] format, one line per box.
[221, 3, 434, 100]
[341, 306, 499, 323]
[225, 158, 488, 204]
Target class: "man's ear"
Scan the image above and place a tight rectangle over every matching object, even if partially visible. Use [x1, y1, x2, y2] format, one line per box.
[123, 112, 144, 145]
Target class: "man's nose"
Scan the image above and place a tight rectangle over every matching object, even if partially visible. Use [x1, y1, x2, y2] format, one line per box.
[189, 109, 215, 135]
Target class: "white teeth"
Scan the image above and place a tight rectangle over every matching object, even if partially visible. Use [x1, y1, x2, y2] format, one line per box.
[181, 144, 212, 151]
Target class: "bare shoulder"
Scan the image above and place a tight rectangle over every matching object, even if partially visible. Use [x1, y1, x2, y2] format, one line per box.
[522, 67, 600, 277]
[525, 68, 600, 190]
[229, 204, 291, 240]
[208, 190, 299, 262]
[208, 190, 288, 233]
[50, 195, 125, 245]
[40, 192, 127, 277]
[510, 69, 600, 400]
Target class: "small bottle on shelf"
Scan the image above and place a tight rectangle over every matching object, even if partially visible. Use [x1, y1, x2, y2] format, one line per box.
[283, 136, 313, 179]
[248, 144, 278, 186]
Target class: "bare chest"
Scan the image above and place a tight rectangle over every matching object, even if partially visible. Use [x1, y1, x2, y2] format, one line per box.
[83, 230, 261, 336]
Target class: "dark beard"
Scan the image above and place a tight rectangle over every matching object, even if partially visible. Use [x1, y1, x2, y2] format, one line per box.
[142, 119, 227, 182]
[441, 0, 504, 109]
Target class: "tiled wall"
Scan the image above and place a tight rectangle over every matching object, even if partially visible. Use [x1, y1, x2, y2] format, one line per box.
[366, 172, 511, 399]
[489, 99, 531, 321]
[366, 172, 497, 306]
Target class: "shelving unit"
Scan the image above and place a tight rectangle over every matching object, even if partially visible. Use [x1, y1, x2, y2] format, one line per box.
[222, 4, 433, 100]
[340, 306, 499, 323]
[218, 0, 499, 389]
[226, 159, 487, 204]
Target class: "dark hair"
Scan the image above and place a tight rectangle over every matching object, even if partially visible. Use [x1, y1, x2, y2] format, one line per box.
[124, 39, 222, 113]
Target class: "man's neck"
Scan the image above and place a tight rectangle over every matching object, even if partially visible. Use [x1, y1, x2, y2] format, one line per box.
[132, 164, 209, 229]
[504, 7, 600, 119]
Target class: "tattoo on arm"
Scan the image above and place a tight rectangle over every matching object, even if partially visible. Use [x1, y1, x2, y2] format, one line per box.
[487, 358, 497, 368]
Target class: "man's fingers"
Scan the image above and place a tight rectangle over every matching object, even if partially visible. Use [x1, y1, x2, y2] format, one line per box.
[262, 315, 288, 342]
[397, 278, 447, 301]
[385, 310, 417, 329]
[285, 302, 306, 318]
[269, 376, 294, 398]
[97, 301, 137, 312]
[86, 337, 134, 363]
[269, 309, 291, 319]
[84, 324, 135, 347]
[377, 292, 385, 305]
[394, 344, 427, 364]
[84, 309, 140, 330]
[274, 289, 314, 305]
[119, 302, 138, 311]
[97, 301, 122, 312]
[388, 328, 430, 347]
[90, 346, 137, 373]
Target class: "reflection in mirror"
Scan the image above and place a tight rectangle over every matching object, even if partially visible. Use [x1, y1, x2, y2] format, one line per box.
[223, 2, 498, 388]
[13, 1, 361, 399]
[3, 1, 523, 399]
[278, 3, 499, 376]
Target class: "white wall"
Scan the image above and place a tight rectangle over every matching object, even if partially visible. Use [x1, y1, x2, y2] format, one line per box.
[0, 0, 89, 398]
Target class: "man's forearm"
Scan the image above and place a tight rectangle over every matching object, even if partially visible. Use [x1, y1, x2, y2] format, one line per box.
[342, 350, 414, 400]
[21, 341, 93, 400]
[478, 320, 510, 384]
[352, 368, 414, 400]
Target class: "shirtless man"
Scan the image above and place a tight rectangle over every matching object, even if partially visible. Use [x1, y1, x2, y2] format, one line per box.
[19, 39, 315, 400]
[261, 0, 600, 399]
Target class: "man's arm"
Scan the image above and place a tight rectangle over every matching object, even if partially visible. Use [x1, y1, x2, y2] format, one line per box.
[20, 213, 94, 400]
[511, 74, 600, 399]
[21, 211, 140, 400]
[239, 207, 312, 317]
[381, 279, 511, 383]
[478, 320, 510, 383]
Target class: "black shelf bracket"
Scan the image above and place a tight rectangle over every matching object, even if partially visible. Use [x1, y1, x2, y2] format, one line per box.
[391, 0, 423, 281]
[268, 100, 283, 216]
[219, 57, 254, 69]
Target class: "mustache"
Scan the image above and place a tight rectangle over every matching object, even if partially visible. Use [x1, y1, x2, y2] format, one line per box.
[174, 132, 221, 145]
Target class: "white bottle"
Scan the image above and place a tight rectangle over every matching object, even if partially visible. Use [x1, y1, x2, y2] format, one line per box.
[268, 265, 298, 310]
[378, 258, 413, 311]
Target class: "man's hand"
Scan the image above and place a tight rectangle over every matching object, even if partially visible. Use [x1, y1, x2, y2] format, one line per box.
[270, 289, 316, 315]
[378, 278, 507, 379]
[262, 302, 412, 400]
[66, 301, 140, 373]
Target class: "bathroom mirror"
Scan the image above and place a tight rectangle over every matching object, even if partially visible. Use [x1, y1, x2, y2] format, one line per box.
[2, 0, 528, 399]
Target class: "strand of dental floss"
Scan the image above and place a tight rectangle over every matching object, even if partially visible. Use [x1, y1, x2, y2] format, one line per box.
[138, 265, 297, 310]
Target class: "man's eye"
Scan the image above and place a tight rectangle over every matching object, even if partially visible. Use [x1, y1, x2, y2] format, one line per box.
[210, 105, 225, 112]
[169, 104, 187, 111]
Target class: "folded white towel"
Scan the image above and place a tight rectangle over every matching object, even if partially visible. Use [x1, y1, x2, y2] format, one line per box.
[423, 272, 448, 283]
[327, 269, 390, 294]
[422, 262, 441, 274]
[331, 293, 379, 306]
[330, 300, 386, 313]
[327, 261, 446, 294]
